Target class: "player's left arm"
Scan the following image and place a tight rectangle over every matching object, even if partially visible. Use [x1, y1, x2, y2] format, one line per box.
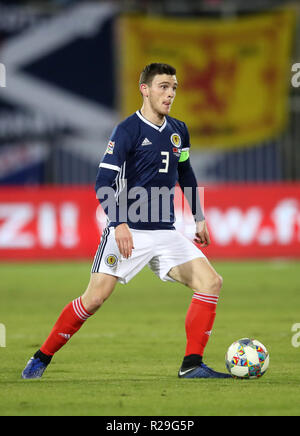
[177, 155, 211, 248]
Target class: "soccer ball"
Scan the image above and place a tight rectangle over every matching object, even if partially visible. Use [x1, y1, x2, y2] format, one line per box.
[225, 338, 269, 379]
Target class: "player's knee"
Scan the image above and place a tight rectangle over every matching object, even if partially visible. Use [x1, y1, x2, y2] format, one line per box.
[86, 295, 106, 312]
[82, 275, 116, 313]
[201, 273, 223, 296]
[83, 288, 113, 313]
[216, 274, 223, 294]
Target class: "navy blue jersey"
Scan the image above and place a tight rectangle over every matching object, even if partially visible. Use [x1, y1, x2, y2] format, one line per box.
[96, 110, 195, 230]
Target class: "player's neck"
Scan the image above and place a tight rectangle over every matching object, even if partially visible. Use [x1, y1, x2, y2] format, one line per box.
[140, 105, 165, 127]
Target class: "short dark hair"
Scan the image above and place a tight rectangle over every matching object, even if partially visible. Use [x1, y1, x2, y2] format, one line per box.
[139, 63, 176, 86]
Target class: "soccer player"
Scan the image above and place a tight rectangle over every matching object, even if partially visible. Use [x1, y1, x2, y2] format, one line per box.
[22, 63, 231, 379]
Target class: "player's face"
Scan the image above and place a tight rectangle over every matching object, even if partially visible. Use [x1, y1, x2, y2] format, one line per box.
[147, 74, 178, 116]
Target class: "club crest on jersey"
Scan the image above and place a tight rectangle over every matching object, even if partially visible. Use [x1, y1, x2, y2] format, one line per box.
[105, 254, 118, 267]
[171, 133, 181, 147]
[105, 141, 115, 155]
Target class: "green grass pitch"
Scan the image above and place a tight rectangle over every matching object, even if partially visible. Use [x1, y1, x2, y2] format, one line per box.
[0, 260, 300, 416]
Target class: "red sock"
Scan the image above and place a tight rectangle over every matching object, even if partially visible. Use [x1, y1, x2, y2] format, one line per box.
[185, 292, 219, 357]
[40, 297, 93, 356]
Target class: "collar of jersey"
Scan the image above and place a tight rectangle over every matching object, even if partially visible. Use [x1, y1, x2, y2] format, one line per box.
[136, 110, 167, 133]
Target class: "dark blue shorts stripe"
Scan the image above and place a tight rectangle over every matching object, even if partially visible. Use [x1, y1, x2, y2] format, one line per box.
[91, 227, 110, 273]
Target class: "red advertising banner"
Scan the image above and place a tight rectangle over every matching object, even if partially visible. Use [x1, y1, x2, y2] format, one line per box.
[0, 184, 299, 260]
[0, 187, 100, 260]
[176, 184, 300, 259]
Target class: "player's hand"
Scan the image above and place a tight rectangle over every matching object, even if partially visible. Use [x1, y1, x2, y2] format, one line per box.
[115, 223, 134, 259]
[194, 220, 211, 247]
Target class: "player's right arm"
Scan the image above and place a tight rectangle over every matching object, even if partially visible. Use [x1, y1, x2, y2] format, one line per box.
[114, 223, 134, 259]
[95, 124, 134, 258]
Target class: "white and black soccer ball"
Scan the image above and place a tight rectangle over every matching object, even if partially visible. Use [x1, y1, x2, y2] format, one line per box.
[225, 338, 269, 379]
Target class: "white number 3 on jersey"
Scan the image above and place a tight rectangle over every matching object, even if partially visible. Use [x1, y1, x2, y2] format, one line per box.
[159, 151, 169, 173]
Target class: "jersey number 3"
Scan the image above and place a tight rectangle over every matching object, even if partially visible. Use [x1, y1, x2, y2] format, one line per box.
[159, 151, 169, 173]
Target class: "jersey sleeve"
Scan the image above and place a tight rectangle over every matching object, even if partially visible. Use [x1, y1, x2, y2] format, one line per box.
[177, 123, 205, 222]
[179, 122, 191, 163]
[99, 124, 133, 172]
[95, 124, 133, 223]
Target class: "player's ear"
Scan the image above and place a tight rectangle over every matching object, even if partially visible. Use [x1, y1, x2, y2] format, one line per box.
[140, 83, 149, 98]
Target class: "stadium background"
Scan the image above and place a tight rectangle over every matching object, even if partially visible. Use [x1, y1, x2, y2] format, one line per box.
[0, 0, 299, 261]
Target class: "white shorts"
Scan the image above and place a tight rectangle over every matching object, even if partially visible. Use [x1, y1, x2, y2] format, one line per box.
[91, 227, 206, 284]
